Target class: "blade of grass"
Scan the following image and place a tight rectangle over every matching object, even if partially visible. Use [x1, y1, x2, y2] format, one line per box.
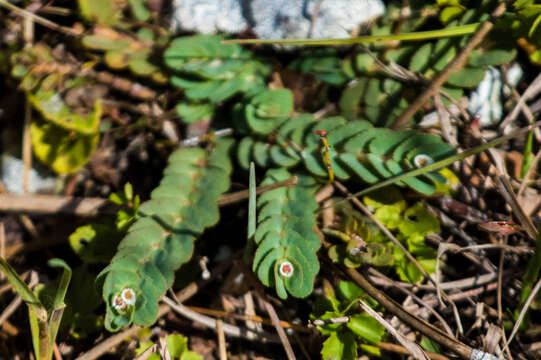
[244, 162, 257, 263]
[0, 257, 44, 317]
[520, 130, 534, 179]
[47, 259, 72, 358]
[222, 23, 480, 46]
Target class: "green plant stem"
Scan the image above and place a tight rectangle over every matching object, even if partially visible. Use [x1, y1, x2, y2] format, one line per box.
[222, 23, 480, 46]
[389, 2, 508, 130]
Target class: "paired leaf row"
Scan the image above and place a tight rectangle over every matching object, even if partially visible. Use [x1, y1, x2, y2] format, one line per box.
[96, 139, 234, 331]
[82, 27, 168, 83]
[164, 35, 270, 123]
[253, 169, 320, 299]
[237, 112, 455, 195]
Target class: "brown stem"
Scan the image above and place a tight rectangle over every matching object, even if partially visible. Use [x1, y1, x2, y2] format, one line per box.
[0, 177, 297, 216]
[329, 259, 473, 359]
[390, 2, 507, 130]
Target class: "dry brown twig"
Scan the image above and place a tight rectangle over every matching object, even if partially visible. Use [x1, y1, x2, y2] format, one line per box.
[331, 260, 474, 359]
[390, 2, 508, 130]
[261, 300, 296, 360]
[0, 176, 298, 216]
[359, 300, 430, 360]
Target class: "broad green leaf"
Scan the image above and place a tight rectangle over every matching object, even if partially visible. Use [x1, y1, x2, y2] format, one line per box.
[321, 331, 357, 360]
[31, 121, 99, 174]
[347, 313, 385, 345]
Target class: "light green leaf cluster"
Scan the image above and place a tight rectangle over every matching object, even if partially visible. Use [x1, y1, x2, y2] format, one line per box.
[253, 169, 320, 299]
[312, 281, 385, 359]
[364, 188, 441, 283]
[97, 139, 234, 331]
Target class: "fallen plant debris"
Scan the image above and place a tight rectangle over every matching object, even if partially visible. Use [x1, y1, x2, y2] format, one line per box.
[0, 1, 541, 359]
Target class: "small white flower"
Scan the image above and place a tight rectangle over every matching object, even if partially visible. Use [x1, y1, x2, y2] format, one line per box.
[413, 154, 434, 168]
[278, 261, 294, 278]
[112, 295, 127, 311]
[121, 288, 136, 306]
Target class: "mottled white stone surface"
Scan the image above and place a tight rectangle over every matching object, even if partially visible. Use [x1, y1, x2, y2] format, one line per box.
[171, 0, 385, 39]
[1, 155, 57, 194]
[469, 63, 522, 126]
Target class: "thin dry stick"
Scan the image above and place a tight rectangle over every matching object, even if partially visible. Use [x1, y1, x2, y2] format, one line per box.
[30, 63, 159, 101]
[518, 149, 541, 197]
[501, 68, 541, 141]
[377, 342, 449, 360]
[0, 295, 23, 326]
[359, 300, 429, 360]
[162, 297, 280, 343]
[307, 0, 324, 39]
[500, 73, 541, 129]
[0, 0, 80, 36]
[22, 6, 33, 195]
[187, 305, 310, 333]
[454, 243, 532, 254]
[368, 267, 499, 291]
[262, 300, 296, 360]
[53, 343, 63, 360]
[495, 176, 538, 240]
[503, 277, 541, 354]
[216, 319, 227, 360]
[366, 268, 454, 337]
[0, 176, 298, 216]
[496, 236, 507, 326]
[0, 222, 5, 281]
[218, 176, 298, 206]
[242, 292, 260, 339]
[0, 271, 38, 326]
[333, 261, 474, 358]
[416, 282, 498, 308]
[390, 2, 507, 130]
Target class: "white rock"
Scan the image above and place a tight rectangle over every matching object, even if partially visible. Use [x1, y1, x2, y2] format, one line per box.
[171, 0, 385, 40]
[1, 154, 57, 194]
[469, 63, 522, 126]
